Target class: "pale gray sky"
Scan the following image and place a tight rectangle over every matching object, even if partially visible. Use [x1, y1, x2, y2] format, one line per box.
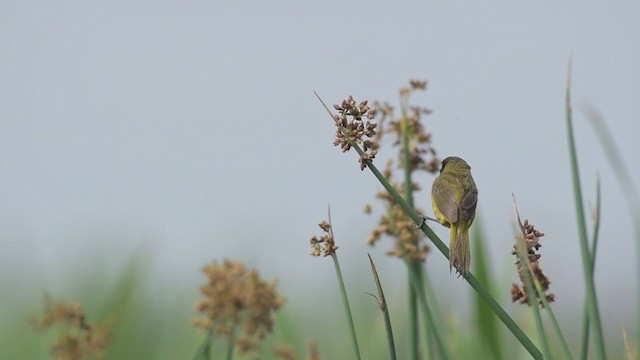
[1, 0, 639, 346]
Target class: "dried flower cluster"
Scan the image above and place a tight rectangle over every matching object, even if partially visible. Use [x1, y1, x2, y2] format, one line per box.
[310, 220, 338, 257]
[511, 219, 555, 306]
[332, 95, 378, 170]
[31, 295, 111, 360]
[366, 160, 429, 262]
[192, 260, 284, 354]
[372, 80, 440, 173]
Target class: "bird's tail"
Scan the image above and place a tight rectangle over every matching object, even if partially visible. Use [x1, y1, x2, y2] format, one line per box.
[450, 224, 471, 277]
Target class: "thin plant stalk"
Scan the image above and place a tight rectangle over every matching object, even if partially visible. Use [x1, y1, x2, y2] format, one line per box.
[367, 254, 397, 360]
[408, 278, 419, 360]
[316, 93, 542, 359]
[512, 196, 553, 360]
[580, 177, 602, 360]
[584, 104, 640, 346]
[421, 269, 444, 333]
[400, 91, 422, 360]
[533, 277, 574, 360]
[226, 327, 235, 360]
[192, 331, 214, 360]
[407, 262, 451, 360]
[565, 58, 607, 359]
[331, 253, 362, 360]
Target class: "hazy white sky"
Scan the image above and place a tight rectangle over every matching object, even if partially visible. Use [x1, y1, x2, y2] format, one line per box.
[1, 1, 639, 341]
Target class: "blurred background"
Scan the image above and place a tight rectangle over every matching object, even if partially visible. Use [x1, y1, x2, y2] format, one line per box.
[1, 1, 638, 358]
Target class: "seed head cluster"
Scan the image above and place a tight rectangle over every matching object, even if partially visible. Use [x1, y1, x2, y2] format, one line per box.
[192, 260, 284, 354]
[511, 219, 555, 306]
[332, 95, 378, 170]
[372, 80, 439, 174]
[31, 295, 111, 360]
[310, 220, 338, 257]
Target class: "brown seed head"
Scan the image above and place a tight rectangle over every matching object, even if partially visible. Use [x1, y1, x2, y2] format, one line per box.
[192, 259, 284, 353]
[31, 295, 111, 360]
[511, 216, 555, 306]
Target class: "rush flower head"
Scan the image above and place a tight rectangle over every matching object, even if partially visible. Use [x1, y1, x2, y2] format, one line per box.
[192, 260, 284, 354]
[31, 295, 111, 360]
[511, 213, 555, 306]
[331, 95, 378, 170]
[310, 219, 338, 257]
[372, 80, 439, 174]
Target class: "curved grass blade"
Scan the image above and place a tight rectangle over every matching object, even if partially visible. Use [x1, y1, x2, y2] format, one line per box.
[565, 58, 607, 359]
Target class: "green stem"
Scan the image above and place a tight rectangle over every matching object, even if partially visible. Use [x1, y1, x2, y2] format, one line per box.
[407, 262, 451, 360]
[534, 278, 574, 360]
[565, 59, 607, 359]
[400, 91, 422, 360]
[226, 327, 235, 360]
[579, 177, 602, 360]
[191, 330, 214, 360]
[421, 269, 444, 333]
[408, 271, 421, 360]
[368, 254, 397, 360]
[332, 253, 362, 360]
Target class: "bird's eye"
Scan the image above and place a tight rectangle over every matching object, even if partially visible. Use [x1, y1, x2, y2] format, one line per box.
[440, 158, 449, 173]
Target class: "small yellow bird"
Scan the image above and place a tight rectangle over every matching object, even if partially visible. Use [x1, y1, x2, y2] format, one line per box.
[431, 156, 478, 276]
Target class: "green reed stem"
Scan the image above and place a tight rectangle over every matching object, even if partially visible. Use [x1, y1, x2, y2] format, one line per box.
[407, 261, 450, 360]
[565, 59, 607, 359]
[332, 253, 362, 360]
[191, 330, 214, 360]
[400, 91, 422, 360]
[226, 327, 235, 360]
[535, 277, 574, 360]
[579, 177, 601, 360]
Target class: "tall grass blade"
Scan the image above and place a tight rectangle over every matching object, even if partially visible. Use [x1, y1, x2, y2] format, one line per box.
[101, 249, 150, 360]
[579, 177, 602, 360]
[565, 58, 607, 359]
[584, 104, 640, 345]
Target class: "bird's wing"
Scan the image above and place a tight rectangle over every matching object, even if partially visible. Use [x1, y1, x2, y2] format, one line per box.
[459, 187, 478, 222]
[432, 180, 459, 223]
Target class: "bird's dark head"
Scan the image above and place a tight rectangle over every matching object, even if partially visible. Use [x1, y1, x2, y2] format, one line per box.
[440, 156, 471, 173]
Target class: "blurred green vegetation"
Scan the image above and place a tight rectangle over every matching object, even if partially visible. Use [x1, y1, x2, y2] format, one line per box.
[0, 231, 632, 359]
